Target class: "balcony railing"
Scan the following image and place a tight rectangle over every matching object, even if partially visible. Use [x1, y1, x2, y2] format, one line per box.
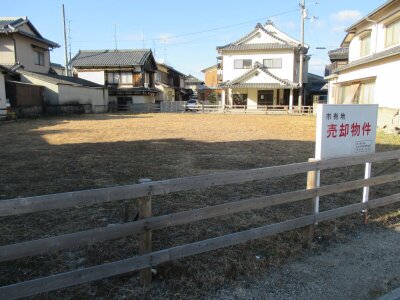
[325, 61, 348, 76]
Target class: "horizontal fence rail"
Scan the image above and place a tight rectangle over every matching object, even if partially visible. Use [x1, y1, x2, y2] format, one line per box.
[110, 103, 314, 115]
[0, 150, 399, 299]
[2, 193, 399, 299]
[1, 172, 399, 262]
[1, 150, 399, 217]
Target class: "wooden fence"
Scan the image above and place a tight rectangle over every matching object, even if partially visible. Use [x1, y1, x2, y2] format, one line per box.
[0, 150, 400, 299]
[111, 103, 313, 115]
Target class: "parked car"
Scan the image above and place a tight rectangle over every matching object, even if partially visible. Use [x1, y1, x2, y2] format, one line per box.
[185, 99, 198, 111]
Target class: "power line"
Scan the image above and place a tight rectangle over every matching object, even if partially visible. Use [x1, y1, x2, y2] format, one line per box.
[72, 7, 299, 45]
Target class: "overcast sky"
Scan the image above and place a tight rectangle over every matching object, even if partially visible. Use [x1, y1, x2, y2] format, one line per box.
[2, 0, 387, 78]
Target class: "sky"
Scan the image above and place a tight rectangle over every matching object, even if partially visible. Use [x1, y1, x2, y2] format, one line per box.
[2, 0, 388, 78]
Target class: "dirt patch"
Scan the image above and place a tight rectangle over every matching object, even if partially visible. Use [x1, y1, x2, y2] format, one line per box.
[0, 114, 399, 299]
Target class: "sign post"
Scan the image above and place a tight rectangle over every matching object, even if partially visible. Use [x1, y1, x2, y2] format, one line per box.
[315, 104, 378, 223]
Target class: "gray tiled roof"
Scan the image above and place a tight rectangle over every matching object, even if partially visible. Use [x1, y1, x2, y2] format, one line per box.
[0, 17, 59, 48]
[0, 17, 26, 27]
[156, 62, 185, 76]
[185, 74, 203, 83]
[223, 83, 285, 89]
[335, 45, 400, 72]
[217, 22, 303, 52]
[328, 47, 349, 60]
[0, 64, 17, 75]
[217, 43, 297, 51]
[70, 50, 152, 67]
[18, 70, 103, 88]
[50, 62, 64, 69]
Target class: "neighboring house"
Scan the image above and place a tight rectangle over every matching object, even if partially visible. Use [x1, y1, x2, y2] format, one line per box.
[0, 16, 59, 73]
[199, 64, 222, 103]
[70, 49, 159, 107]
[217, 21, 309, 108]
[0, 65, 11, 115]
[325, 47, 349, 76]
[0, 17, 108, 114]
[50, 62, 66, 76]
[18, 70, 108, 109]
[184, 74, 204, 97]
[155, 62, 186, 102]
[306, 73, 327, 104]
[326, 0, 400, 131]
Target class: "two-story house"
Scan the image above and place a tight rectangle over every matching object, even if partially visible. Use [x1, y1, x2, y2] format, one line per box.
[325, 47, 349, 77]
[155, 62, 186, 102]
[0, 17, 108, 114]
[184, 74, 204, 98]
[71, 49, 159, 107]
[217, 21, 309, 109]
[326, 0, 400, 131]
[0, 16, 59, 73]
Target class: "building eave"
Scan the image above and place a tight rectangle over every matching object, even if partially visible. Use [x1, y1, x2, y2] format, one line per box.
[345, 0, 397, 32]
[335, 45, 400, 72]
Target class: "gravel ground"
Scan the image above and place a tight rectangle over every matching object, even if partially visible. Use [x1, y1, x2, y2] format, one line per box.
[211, 223, 400, 300]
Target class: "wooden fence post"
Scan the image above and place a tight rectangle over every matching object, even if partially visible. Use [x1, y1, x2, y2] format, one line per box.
[138, 180, 152, 286]
[305, 158, 318, 247]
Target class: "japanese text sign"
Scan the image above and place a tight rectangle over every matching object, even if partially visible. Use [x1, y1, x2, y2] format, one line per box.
[315, 104, 378, 160]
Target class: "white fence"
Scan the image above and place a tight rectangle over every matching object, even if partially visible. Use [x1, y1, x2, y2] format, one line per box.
[97, 102, 314, 115]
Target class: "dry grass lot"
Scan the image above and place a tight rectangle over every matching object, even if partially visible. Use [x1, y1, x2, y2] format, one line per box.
[0, 113, 399, 299]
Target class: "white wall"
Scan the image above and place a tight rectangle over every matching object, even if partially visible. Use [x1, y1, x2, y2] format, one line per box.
[348, 4, 400, 62]
[0, 36, 16, 65]
[58, 85, 108, 106]
[77, 70, 105, 85]
[0, 73, 6, 115]
[331, 57, 400, 109]
[222, 50, 295, 83]
[20, 73, 59, 104]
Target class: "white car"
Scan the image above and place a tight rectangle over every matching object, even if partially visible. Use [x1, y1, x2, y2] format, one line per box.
[185, 99, 198, 111]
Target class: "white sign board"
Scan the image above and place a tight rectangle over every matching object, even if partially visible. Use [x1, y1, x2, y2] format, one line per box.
[315, 104, 378, 160]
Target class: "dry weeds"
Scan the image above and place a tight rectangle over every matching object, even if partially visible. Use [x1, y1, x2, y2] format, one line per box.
[0, 113, 399, 299]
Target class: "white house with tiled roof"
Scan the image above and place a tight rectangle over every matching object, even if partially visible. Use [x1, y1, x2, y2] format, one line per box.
[218, 21, 309, 109]
[326, 0, 400, 131]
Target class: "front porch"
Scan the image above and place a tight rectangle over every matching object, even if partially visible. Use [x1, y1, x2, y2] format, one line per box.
[220, 86, 301, 109]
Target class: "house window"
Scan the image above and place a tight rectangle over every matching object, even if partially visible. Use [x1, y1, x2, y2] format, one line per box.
[360, 34, 371, 57]
[385, 19, 400, 48]
[263, 58, 282, 68]
[121, 72, 133, 85]
[107, 72, 120, 84]
[33, 50, 45, 66]
[338, 81, 375, 104]
[234, 59, 252, 69]
[232, 94, 248, 105]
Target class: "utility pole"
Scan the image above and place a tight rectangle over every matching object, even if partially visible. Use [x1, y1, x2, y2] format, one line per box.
[68, 20, 72, 63]
[114, 24, 118, 50]
[298, 0, 306, 108]
[62, 4, 69, 76]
